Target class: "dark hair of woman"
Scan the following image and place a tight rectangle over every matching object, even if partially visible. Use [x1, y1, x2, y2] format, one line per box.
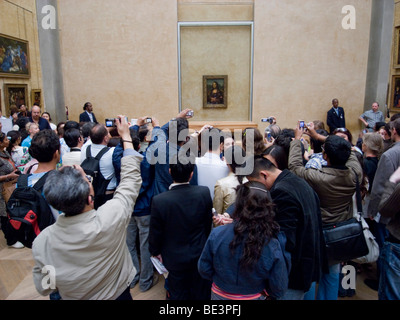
[332, 127, 354, 145]
[224, 145, 246, 184]
[242, 128, 266, 155]
[6, 130, 21, 155]
[229, 182, 280, 272]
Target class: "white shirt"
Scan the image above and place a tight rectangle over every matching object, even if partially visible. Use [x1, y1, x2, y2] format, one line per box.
[62, 148, 82, 167]
[86, 111, 94, 122]
[81, 142, 117, 190]
[195, 152, 229, 200]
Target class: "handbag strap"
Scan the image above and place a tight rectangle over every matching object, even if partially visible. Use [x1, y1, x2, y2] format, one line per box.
[352, 168, 362, 214]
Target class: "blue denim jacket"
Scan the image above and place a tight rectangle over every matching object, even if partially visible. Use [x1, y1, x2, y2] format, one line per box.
[112, 122, 197, 216]
[198, 223, 291, 298]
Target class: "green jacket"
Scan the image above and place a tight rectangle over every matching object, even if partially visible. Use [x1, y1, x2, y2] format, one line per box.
[288, 139, 363, 224]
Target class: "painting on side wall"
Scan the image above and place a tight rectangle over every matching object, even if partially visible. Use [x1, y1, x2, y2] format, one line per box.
[203, 75, 228, 109]
[0, 34, 30, 78]
[31, 89, 42, 108]
[4, 84, 28, 115]
[391, 76, 400, 110]
[395, 27, 400, 69]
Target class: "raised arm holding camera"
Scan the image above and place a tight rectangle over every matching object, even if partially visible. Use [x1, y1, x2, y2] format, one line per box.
[32, 116, 144, 300]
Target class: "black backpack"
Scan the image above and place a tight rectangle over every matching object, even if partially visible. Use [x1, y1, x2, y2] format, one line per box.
[80, 145, 111, 208]
[6, 172, 55, 248]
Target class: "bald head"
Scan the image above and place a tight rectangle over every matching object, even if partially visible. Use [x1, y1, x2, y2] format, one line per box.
[31, 105, 41, 121]
[90, 124, 109, 144]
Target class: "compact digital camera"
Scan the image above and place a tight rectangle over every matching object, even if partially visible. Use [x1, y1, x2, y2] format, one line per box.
[105, 117, 129, 127]
[261, 117, 274, 124]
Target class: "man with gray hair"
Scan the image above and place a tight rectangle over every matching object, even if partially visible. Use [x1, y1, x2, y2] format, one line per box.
[31, 116, 143, 300]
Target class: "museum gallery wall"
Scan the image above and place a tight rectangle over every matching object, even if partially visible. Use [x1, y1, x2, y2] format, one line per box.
[0, 0, 43, 118]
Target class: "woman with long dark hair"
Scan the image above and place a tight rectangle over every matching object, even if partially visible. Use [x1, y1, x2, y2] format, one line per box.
[198, 182, 289, 300]
[6, 130, 31, 173]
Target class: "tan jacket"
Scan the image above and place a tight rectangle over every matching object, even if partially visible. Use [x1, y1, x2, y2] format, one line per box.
[32, 154, 142, 300]
[213, 172, 240, 215]
[289, 139, 363, 224]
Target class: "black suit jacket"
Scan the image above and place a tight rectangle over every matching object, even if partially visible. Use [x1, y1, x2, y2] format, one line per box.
[270, 170, 328, 291]
[79, 111, 98, 123]
[29, 117, 51, 131]
[326, 107, 345, 133]
[149, 184, 213, 271]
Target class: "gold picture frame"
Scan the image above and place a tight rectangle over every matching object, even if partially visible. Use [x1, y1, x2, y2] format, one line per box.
[394, 27, 400, 69]
[0, 33, 30, 78]
[203, 75, 228, 109]
[31, 89, 42, 108]
[391, 75, 400, 111]
[4, 83, 28, 116]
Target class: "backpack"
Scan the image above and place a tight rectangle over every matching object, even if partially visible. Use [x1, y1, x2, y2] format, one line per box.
[80, 145, 111, 208]
[6, 172, 55, 248]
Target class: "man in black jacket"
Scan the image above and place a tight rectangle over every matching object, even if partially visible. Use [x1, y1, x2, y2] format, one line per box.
[247, 156, 327, 300]
[149, 155, 213, 300]
[79, 102, 98, 124]
[326, 98, 346, 133]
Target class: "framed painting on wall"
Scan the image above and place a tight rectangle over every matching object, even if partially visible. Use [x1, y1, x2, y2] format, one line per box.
[203, 75, 228, 109]
[394, 27, 400, 69]
[0, 34, 30, 78]
[391, 75, 400, 110]
[31, 89, 42, 108]
[4, 84, 28, 114]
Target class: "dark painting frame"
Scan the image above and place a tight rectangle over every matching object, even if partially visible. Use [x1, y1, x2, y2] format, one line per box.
[203, 75, 228, 109]
[4, 83, 28, 115]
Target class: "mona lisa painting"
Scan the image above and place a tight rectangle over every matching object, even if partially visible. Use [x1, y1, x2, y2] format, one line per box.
[203, 75, 228, 109]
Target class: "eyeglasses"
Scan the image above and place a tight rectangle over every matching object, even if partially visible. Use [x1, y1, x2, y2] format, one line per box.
[321, 145, 325, 153]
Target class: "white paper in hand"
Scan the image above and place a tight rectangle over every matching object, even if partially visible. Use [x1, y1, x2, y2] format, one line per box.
[151, 257, 169, 278]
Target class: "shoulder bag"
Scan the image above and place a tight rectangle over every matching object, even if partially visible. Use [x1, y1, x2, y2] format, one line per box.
[351, 171, 379, 264]
[322, 169, 369, 263]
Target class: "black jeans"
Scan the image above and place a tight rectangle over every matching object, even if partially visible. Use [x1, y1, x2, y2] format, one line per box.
[167, 265, 212, 300]
[116, 286, 132, 300]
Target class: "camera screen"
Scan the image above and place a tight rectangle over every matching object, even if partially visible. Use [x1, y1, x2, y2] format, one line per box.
[105, 119, 115, 127]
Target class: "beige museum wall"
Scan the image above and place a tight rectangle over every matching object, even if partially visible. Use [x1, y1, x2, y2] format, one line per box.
[0, 0, 43, 116]
[253, 0, 372, 136]
[58, 0, 372, 135]
[58, 0, 179, 125]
